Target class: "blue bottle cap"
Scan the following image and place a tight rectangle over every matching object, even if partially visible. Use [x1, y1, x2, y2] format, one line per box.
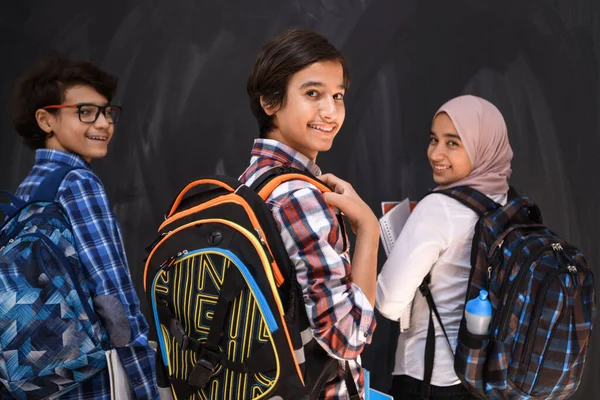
[465, 289, 492, 316]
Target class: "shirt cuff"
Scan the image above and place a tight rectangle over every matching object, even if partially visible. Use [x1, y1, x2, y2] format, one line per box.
[350, 283, 376, 344]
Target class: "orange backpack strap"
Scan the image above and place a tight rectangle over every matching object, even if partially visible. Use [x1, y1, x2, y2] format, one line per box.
[250, 166, 331, 201]
[250, 166, 348, 250]
[165, 176, 241, 219]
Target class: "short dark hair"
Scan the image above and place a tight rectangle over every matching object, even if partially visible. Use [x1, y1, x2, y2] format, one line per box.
[247, 29, 350, 138]
[10, 55, 118, 150]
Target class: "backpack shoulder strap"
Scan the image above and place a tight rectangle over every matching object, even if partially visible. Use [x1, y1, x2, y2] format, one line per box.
[250, 166, 332, 200]
[419, 273, 454, 399]
[427, 186, 500, 217]
[0, 191, 26, 221]
[1, 166, 81, 219]
[418, 185, 499, 398]
[435, 186, 544, 225]
[250, 167, 357, 396]
[32, 166, 82, 202]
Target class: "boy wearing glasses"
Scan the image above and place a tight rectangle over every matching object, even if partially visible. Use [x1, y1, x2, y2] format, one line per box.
[8, 56, 158, 399]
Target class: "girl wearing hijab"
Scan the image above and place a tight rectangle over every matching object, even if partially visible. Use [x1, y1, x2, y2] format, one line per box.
[376, 95, 513, 399]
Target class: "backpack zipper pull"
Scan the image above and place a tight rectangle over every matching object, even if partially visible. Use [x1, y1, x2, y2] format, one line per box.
[567, 265, 580, 289]
[553, 243, 581, 289]
[551, 243, 564, 252]
[161, 255, 177, 270]
[146, 232, 167, 253]
[255, 228, 274, 264]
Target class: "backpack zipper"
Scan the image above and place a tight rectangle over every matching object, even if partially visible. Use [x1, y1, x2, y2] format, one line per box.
[145, 219, 282, 308]
[496, 242, 576, 341]
[495, 236, 547, 316]
[158, 194, 284, 286]
[567, 265, 581, 289]
[255, 228, 275, 264]
[519, 267, 571, 364]
[0, 211, 69, 247]
[145, 232, 168, 254]
[487, 224, 546, 260]
[526, 266, 589, 392]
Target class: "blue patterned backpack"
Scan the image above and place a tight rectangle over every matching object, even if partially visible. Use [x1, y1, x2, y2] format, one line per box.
[418, 186, 596, 399]
[0, 167, 108, 399]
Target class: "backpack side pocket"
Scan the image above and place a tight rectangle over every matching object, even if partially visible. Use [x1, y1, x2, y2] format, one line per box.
[454, 319, 489, 399]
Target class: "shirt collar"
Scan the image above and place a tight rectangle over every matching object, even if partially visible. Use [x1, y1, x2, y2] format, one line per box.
[250, 139, 322, 176]
[34, 149, 92, 170]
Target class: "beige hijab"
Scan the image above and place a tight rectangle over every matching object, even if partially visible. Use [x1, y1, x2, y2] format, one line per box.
[433, 95, 513, 195]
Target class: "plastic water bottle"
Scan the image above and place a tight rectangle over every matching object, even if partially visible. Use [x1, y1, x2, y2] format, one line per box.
[465, 289, 492, 335]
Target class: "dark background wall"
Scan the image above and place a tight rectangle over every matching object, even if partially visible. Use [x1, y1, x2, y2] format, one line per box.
[1, 0, 598, 397]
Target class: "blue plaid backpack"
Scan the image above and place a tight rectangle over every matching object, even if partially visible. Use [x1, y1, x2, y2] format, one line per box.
[418, 186, 596, 399]
[0, 167, 108, 399]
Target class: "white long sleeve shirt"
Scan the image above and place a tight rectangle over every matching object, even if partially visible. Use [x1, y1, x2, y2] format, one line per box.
[376, 192, 506, 386]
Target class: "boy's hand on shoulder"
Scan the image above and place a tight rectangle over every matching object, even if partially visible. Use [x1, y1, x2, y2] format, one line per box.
[319, 173, 378, 235]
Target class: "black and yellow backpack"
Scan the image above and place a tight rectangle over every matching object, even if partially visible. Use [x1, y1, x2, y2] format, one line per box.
[144, 167, 351, 400]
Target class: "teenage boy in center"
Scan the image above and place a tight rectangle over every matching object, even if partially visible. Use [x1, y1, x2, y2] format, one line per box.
[240, 29, 379, 399]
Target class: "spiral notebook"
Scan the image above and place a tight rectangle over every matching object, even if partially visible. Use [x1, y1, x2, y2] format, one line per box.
[379, 198, 412, 257]
[379, 198, 415, 333]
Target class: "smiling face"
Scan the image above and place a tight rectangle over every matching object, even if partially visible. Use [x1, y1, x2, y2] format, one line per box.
[35, 85, 115, 162]
[427, 112, 472, 185]
[262, 60, 346, 161]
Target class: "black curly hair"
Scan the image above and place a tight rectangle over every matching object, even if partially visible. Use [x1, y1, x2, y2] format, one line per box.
[10, 55, 118, 150]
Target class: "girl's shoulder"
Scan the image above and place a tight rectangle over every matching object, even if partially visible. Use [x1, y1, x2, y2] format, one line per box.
[410, 192, 482, 233]
[414, 192, 479, 215]
[408, 192, 482, 244]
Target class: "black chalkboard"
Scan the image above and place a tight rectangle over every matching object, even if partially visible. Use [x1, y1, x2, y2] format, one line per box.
[1, 0, 597, 396]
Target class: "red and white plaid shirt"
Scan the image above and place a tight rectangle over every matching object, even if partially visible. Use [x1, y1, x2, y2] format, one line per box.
[240, 139, 376, 399]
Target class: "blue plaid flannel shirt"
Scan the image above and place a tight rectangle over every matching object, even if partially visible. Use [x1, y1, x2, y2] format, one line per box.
[11, 149, 158, 400]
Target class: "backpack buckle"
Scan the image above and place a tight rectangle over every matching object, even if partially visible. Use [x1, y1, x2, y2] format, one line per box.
[171, 318, 189, 351]
[188, 345, 220, 388]
[419, 274, 432, 296]
[181, 336, 189, 352]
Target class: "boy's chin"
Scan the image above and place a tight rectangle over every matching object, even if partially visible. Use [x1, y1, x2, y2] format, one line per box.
[315, 139, 335, 152]
[317, 143, 333, 153]
[82, 149, 109, 162]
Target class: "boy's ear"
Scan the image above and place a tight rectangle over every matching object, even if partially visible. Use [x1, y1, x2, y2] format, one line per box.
[35, 109, 54, 134]
[260, 96, 279, 116]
